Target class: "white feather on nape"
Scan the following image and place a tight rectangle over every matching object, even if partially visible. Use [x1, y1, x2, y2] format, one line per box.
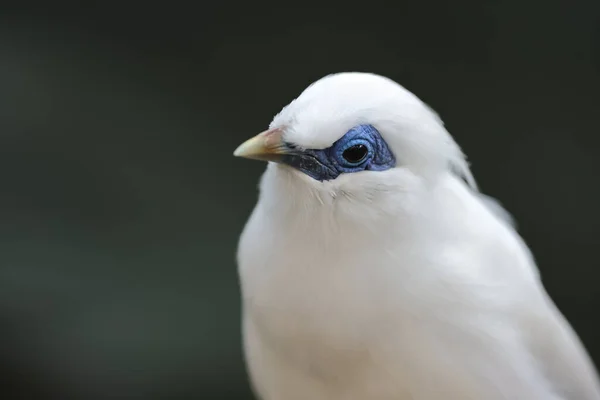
[444, 138, 515, 228]
[449, 157, 478, 192]
[478, 194, 517, 228]
[421, 102, 479, 193]
[443, 134, 515, 228]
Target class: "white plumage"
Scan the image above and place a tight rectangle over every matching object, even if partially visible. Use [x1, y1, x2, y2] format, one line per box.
[234, 72, 600, 399]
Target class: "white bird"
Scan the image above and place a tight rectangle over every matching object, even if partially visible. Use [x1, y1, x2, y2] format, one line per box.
[233, 72, 600, 400]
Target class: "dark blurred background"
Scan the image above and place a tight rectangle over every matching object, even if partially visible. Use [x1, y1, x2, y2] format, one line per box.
[0, 2, 598, 399]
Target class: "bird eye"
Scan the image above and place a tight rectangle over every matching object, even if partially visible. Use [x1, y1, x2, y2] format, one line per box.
[342, 144, 368, 164]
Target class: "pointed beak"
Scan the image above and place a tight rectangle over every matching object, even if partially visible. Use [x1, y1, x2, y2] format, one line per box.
[233, 128, 290, 162]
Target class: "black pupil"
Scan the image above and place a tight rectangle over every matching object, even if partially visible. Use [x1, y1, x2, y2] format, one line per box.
[342, 144, 368, 164]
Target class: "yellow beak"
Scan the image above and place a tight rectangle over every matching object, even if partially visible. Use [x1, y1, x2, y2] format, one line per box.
[233, 128, 289, 162]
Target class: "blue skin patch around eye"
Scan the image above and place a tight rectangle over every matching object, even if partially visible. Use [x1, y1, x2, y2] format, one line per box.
[281, 124, 396, 182]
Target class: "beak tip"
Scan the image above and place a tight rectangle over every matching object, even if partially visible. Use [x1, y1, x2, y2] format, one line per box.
[233, 142, 247, 157]
[233, 128, 286, 161]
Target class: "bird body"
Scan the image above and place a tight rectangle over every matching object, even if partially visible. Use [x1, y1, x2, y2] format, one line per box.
[234, 73, 600, 400]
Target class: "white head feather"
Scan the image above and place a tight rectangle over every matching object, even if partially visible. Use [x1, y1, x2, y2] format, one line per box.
[268, 72, 477, 191]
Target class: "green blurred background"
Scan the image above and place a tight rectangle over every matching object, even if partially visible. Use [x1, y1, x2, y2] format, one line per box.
[0, 2, 599, 399]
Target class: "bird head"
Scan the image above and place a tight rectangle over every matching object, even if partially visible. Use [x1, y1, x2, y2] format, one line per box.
[234, 73, 475, 211]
